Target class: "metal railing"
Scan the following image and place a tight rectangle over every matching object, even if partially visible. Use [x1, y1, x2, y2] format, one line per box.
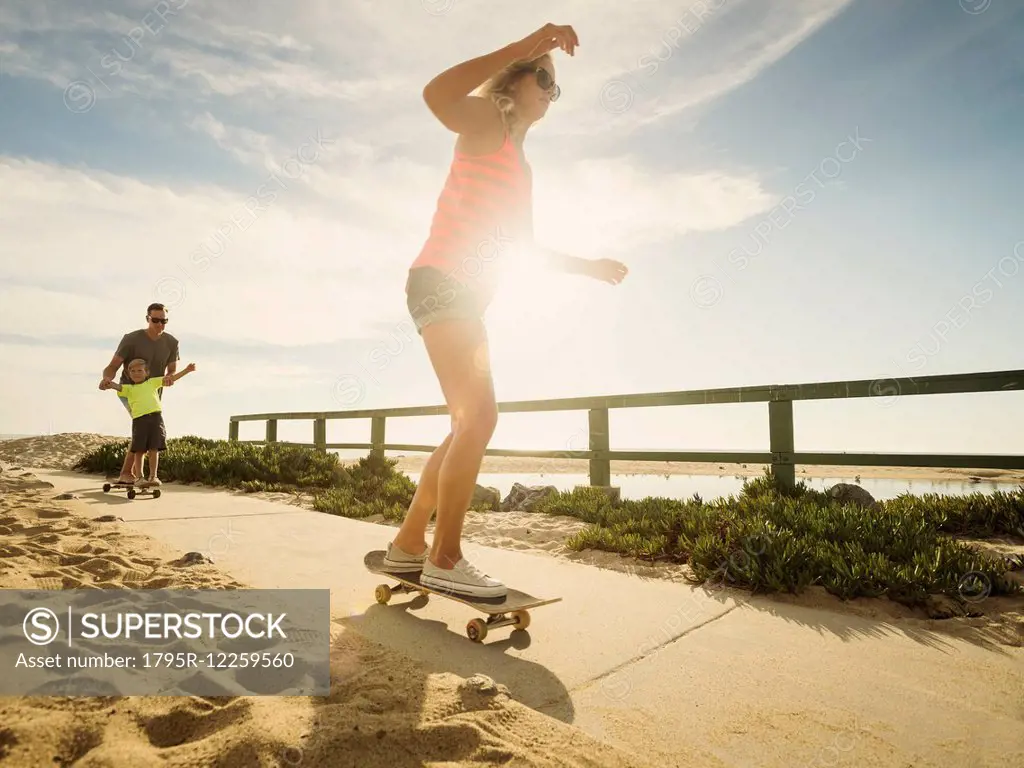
[228, 369, 1024, 488]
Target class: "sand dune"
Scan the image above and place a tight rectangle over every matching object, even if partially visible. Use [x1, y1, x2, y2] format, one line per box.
[0, 464, 648, 767]
[0, 433, 124, 471]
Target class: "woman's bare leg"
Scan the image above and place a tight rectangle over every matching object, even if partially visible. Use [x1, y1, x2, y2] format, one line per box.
[415, 318, 497, 569]
[392, 432, 453, 554]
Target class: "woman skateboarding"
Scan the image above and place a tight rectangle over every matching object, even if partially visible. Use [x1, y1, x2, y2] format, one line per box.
[383, 23, 628, 598]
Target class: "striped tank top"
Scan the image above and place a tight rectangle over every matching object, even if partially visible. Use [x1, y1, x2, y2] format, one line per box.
[412, 131, 532, 285]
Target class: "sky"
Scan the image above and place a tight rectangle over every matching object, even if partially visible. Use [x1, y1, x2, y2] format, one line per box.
[1, 0, 1022, 463]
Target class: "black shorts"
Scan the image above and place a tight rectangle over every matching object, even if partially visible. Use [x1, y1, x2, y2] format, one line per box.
[131, 412, 166, 453]
[405, 266, 493, 334]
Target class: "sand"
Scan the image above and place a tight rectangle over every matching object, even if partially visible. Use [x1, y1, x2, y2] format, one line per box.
[0, 433, 125, 471]
[0, 463, 649, 767]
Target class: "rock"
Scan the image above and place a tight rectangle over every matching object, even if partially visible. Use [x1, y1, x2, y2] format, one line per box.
[827, 482, 878, 509]
[92, 515, 123, 523]
[924, 594, 965, 620]
[471, 485, 501, 511]
[461, 674, 509, 697]
[174, 551, 213, 566]
[499, 482, 559, 512]
[54, 493, 77, 500]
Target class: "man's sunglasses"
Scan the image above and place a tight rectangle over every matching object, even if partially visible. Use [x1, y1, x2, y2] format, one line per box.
[148, 317, 168, 325]
[530, 66, 560, 102]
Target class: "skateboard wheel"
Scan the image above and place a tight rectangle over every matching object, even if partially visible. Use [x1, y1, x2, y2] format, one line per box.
[152, 489, 161, 499]
[466, 618, 487, 643]
[127, 489, 136, 500]
[102, 483, 111, 492]
[374, 584, 392, 605]
[510, 610, 531, 630]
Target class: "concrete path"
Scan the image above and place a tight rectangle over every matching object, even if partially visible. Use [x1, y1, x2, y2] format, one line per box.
[34, 470, 1024, 768]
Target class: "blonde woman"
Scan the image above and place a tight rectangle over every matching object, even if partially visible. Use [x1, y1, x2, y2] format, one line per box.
[384, 24, 629, 597]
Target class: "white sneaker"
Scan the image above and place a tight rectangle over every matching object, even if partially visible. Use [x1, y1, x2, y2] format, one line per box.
[381, 541, 428, 572]
[421, 557, 507, 599]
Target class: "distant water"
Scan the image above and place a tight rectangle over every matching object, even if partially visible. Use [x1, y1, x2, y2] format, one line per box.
[403, 471, 1021, 502]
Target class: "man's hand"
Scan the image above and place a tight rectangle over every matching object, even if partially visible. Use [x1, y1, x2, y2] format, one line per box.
[582, 258, 628, 285]
[98, 378, 112, 390]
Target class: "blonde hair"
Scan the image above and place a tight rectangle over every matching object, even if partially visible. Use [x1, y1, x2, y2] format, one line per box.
[476, 54, 553, 123]
[127, 358, 149, 372]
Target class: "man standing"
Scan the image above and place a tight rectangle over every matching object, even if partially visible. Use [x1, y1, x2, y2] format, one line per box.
[99, 303, 180, 483]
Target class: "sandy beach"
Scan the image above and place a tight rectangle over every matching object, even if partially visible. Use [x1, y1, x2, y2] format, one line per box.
[393, 455, 1024, 484]
[1, 433, 1022, 766]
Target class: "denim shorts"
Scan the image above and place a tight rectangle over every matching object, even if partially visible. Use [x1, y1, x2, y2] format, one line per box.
[405, 267, 492, 333]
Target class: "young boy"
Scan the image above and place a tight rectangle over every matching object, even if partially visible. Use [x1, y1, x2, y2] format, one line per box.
[100, 358, 195, 487]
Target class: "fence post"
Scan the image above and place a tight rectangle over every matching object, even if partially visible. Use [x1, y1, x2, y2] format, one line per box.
[313, 418, 326, 453]
[266, 419, 278, 444]
[588, 407, 611, 487]
[370, 416, 386, 458]
[768, 396, 795, 489]
[228, 420, 238, 442]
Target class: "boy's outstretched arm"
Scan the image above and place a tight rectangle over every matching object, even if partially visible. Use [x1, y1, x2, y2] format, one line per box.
[163, 362, 196, 386]
[100, 380, 123, 392]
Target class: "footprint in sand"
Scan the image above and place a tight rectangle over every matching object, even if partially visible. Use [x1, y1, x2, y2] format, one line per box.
[36, 508, 71, 519]
[31, 570, 86, 590]
[73, 740, 160, 767]
[28, 532, 62, 545]
[140, 699, 251, 749]
[0, 728, 16, 760]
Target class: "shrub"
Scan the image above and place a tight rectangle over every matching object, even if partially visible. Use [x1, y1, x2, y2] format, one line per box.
[557, 478, 1022, 607]
[74, 438, 415, 519]
[74, 437, 340, 488]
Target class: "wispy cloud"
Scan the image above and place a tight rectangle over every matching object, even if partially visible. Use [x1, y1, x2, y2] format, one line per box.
[0, 0, 849, 359]
[16, 0, 1016, 447]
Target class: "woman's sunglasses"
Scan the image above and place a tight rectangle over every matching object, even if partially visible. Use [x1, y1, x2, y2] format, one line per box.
[530, 66, 560, 102]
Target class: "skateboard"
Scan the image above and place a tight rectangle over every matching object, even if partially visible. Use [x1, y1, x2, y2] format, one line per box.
[364, 550, 561, 643]
[102, 480, 161, 500]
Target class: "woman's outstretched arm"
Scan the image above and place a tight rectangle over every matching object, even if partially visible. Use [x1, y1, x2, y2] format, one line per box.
[538, 246, 629, 284]
[422, 24, 578, 134]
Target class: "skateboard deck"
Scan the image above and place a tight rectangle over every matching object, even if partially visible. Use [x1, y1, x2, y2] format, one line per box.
[102, 480, 161, 500]
[364, 550, 561, 642]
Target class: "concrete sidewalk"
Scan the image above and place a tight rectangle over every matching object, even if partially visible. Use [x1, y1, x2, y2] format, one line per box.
[36, 470, 1024, 768]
